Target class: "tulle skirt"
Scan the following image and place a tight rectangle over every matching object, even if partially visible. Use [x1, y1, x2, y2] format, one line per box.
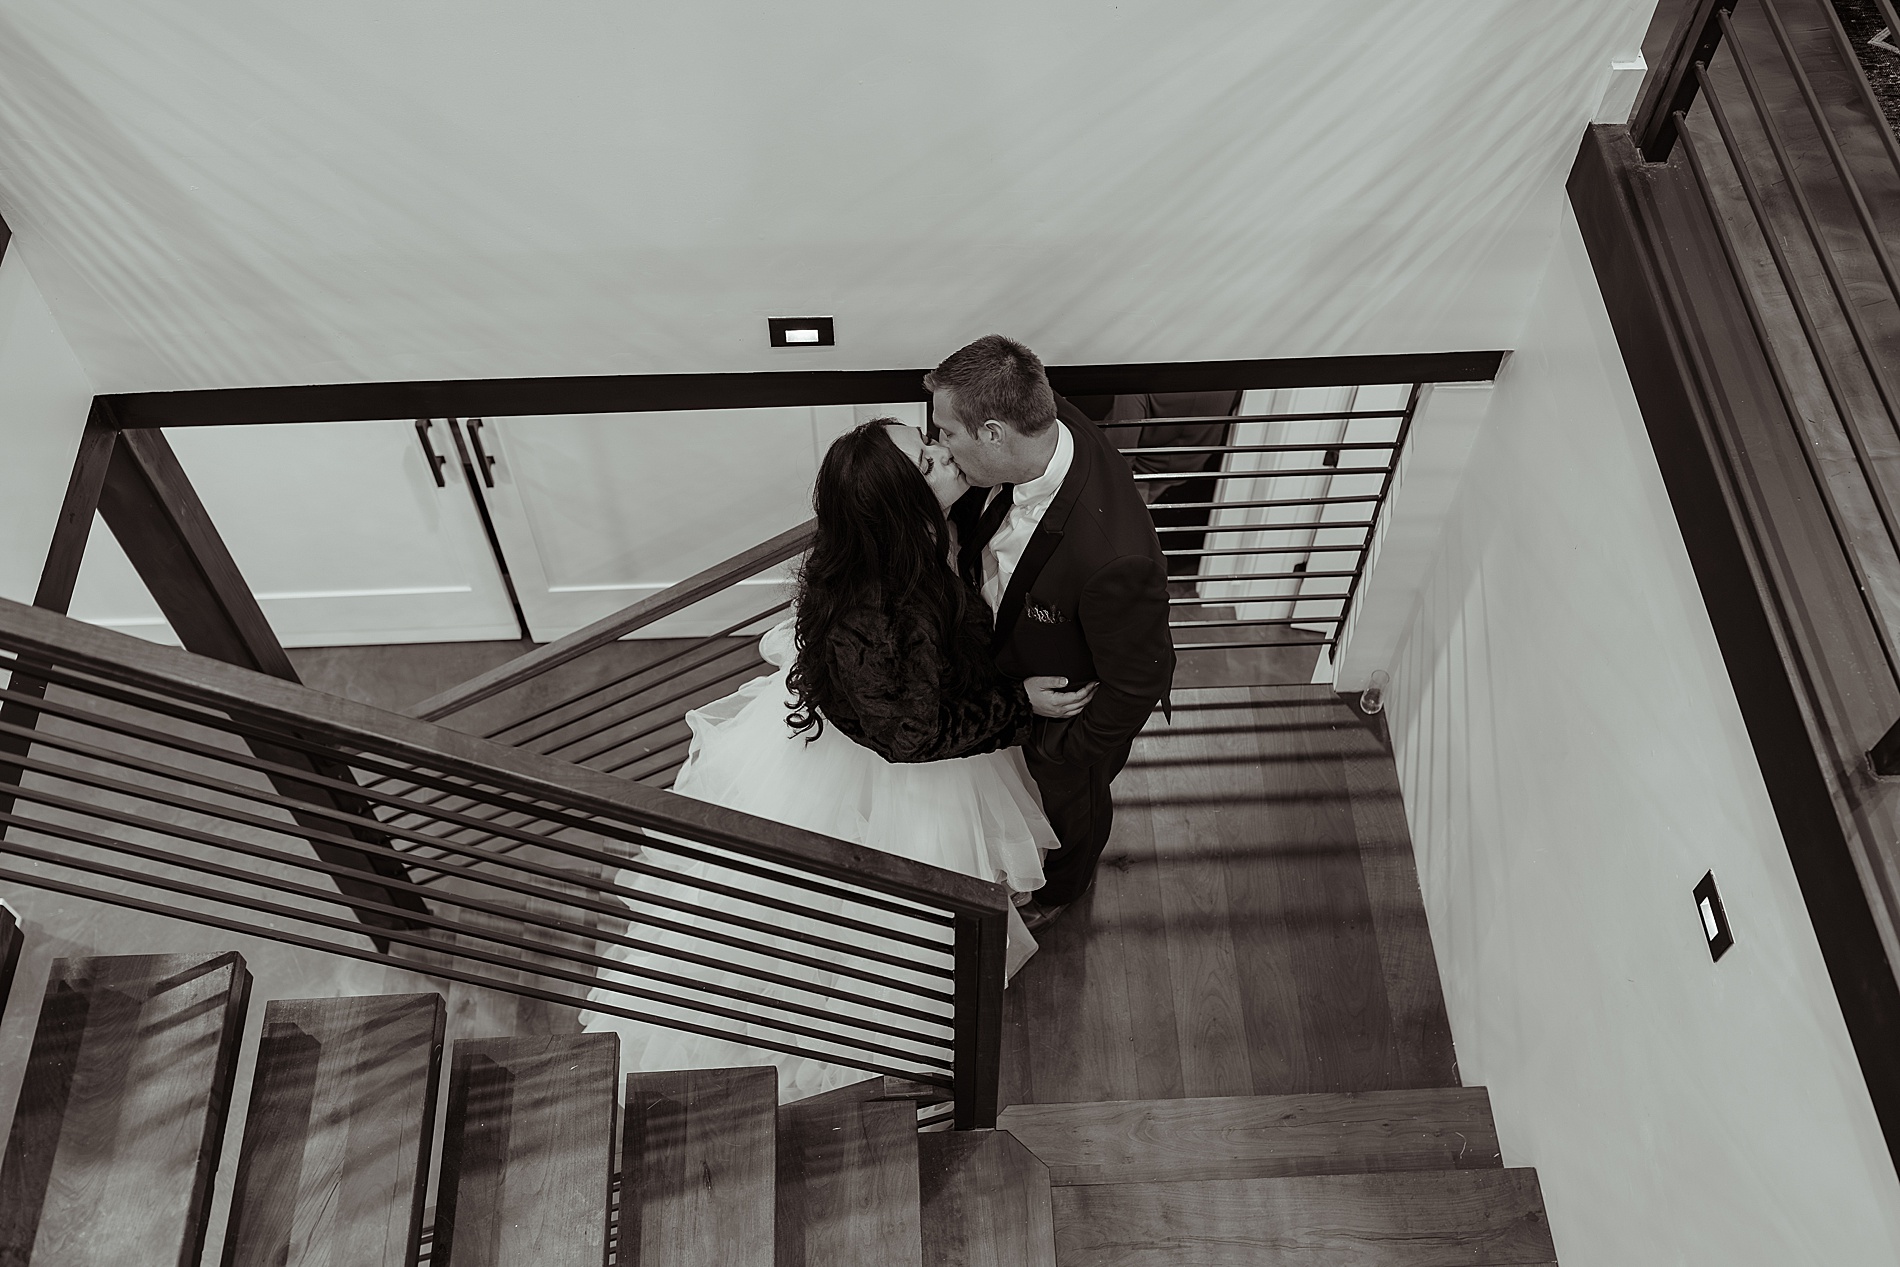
[581, 623, 1054, 1101]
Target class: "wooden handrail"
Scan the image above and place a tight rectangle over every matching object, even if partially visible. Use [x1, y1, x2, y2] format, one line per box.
[0, 595, 1004, 918]
[410, 520, 817, 723]
[1632, 0, 1737, 162]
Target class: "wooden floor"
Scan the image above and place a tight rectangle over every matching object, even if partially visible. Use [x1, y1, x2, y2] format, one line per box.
[1000, 685, 1456, 1108]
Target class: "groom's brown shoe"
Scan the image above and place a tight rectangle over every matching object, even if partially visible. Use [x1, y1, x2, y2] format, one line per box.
[1019, 899, 1068, 933]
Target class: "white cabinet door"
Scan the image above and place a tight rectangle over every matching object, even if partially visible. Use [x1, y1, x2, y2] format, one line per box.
[477, 403, 926, 640]
[1202, 385, 1408, 632]
[66, 420, 522, 647]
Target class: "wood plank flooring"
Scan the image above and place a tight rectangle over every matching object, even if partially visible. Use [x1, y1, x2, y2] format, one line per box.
[624, 1066, 778, 1267]
[222, 993, 445, 1267]
[997, 1088, 1501, 1186]
[434, 1033, 618, 1267]
[1051, 1168, 1555, 1267]
[776, 1097, 923, 1267]
[0, 951, 252, 1267]
[917, 1130, 1055, 1267]
[1001, 685, 1454, 1108]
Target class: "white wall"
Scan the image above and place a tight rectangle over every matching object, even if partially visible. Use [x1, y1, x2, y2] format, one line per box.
[1387, 201, 1900, 1264]
[0, 242, 95, 604]
[0, 0, 1650, 393]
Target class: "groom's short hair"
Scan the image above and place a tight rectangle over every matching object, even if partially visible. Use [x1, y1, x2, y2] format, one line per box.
[924, 335, 1058, 437]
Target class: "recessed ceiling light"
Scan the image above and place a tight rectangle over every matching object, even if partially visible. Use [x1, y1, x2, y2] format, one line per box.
[769, 316, 834, 348]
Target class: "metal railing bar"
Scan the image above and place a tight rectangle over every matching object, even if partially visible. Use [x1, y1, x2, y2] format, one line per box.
[1817, 0, 1900, 181]
[1165, 536, 1372, 557]
[482, 601, 790, 744]
[0, 596, 1000, 922]
[491, 639, 766, 756]
[1696, 69, 1900, 624]
[7, 656, 952, 928]
[1140, 467, 1393, 488]
[0, 862, 952, 1084]
[412, 522, 813, 723]
[1118, 442, 1396, 459]
[1749, 3, 1900, 367]
[1330, 383, 1423, 639]
[0, 739, 956, 1006]
[1635, 0, 1736, 161]
[0, 805, 953, 1037]
[425, 657, 761, 794]
[602, 732, 696, 779]
[371, 633, 773, 821]
[1142, 494, 1391, 515]
[0, 832, 952, 1066]
[1676, 109, 1900, 686]
[1169, 497, 1380, 520]
[350, 742, 941, 928]
[1127, 443, 1398, 471]
[525, 658, 764, 770]
[1170, 615, 1343, 630]
[1172, 639, 1334, 651]
[490, 630, 779, 759]
[0, 682, 576, 850]
[1169, 574, 1356, 595]
[0, 727, 955, 972]
[1091, 408, 1410, 429]
[0, 680, 948, 933]
[375, 624, 771, 814]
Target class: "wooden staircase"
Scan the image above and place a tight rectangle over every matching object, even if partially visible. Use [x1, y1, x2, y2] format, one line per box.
[0, 943, 1560, 1266]
[1001, 1092, 1554, 1266]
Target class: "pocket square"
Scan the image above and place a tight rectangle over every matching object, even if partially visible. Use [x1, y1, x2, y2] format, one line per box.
[1026, 600, 1069, 625]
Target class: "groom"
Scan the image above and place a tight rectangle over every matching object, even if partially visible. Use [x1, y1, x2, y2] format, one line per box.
[928, 335, 1175, 929]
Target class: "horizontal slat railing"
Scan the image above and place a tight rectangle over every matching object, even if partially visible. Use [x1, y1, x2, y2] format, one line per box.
[1132, 386, 1420, 657]
[0, 596, 1010, 1128]
[403, 396, 1425, 784]
[414, 520, 817, 724]
[1633, 0, 1900, 774]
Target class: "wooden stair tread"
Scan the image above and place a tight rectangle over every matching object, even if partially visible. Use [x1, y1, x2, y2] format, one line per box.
[789, 1075, 954, 1109]
[776, 1096, 922, 1267]
[223, 993, 445, 1267]
[1000, 1088, 1501, 1185]
[625, 1065, 778, 1267]
[1051, 1168, 1555, 1267]
[919, 1130, 1055, 1267]
[435, 1032, 618, 1267]
[0, 951, 251, 1266]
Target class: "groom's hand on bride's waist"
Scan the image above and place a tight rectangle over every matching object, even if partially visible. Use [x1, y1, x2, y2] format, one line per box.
[1025, 675, 1097, 719]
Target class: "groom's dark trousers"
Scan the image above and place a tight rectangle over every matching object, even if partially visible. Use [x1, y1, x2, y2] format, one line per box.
[953, 399, 1175, 908]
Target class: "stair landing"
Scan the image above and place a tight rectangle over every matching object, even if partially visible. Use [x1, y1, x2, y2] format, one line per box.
[1001, 685, 1455, 1107]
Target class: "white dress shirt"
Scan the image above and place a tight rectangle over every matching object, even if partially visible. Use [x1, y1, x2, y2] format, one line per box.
[982, 421, 1075, 614]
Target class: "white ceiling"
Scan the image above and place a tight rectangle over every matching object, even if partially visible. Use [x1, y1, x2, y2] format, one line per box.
[0, 1, 1651, 394]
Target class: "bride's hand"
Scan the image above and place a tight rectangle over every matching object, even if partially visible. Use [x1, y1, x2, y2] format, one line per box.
[1025, 675, 1097, 719]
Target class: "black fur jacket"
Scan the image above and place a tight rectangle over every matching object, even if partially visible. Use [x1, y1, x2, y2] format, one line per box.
[812, 588, 1032, 764]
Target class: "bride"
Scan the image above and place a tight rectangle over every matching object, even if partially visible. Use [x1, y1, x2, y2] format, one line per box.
[582, 418, 1090, 1098]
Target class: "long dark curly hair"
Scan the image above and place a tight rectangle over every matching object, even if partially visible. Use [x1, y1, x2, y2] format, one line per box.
[786, 419, 984, 740]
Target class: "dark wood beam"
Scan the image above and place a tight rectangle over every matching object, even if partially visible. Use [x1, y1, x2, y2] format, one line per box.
[99, 351, 1509, 428]
[1569, 122, 1900, 1176]
[0, 407, 117, 823]
[1632, 0, 1738, 162]
[88, 422, 428, 946]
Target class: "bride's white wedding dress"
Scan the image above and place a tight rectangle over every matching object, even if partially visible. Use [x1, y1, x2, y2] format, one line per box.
[580, 618, 1054, 1101]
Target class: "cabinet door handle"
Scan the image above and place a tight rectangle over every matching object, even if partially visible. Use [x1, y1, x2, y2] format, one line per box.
[465, 418, 498, 488]
[415, 419, 447, 488]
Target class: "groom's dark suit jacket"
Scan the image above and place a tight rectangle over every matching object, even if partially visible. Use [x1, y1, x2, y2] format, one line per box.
[954, 401, 1175, 767]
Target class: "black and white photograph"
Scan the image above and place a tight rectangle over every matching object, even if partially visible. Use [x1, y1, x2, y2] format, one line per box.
[2, 2, 1900, 1263]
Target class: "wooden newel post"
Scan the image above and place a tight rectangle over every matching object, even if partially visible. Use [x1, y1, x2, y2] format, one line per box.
[950, 907, 1007, 1130]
